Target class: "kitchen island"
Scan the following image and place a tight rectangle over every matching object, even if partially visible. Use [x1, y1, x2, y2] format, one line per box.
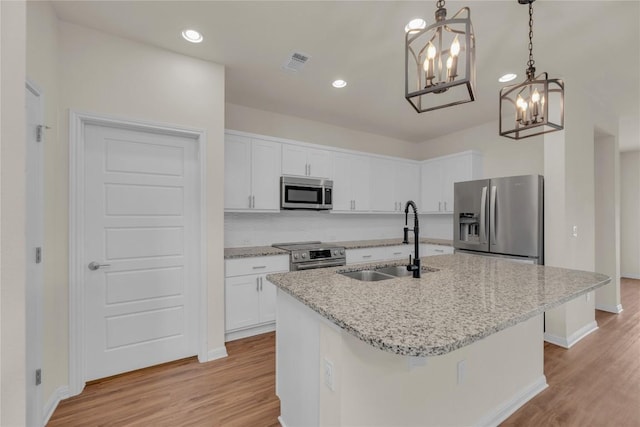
[267, 253, 610, 427]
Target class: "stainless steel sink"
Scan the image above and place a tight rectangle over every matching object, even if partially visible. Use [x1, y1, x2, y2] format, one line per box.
[374, 265, 413, 277]
[339, 270, 394, 281]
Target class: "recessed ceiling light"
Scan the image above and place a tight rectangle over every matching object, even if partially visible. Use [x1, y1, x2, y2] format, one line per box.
[405, 18, 426, 33]
[332, 79, 347, 89]
[181, 29, 203, 43]
[499, 73, 517, 83]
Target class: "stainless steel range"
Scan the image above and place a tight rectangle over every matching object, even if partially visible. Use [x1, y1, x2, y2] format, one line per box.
[272, 241, 346, 271]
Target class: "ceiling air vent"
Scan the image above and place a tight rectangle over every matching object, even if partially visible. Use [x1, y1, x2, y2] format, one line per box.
[282, 51, 311, 72]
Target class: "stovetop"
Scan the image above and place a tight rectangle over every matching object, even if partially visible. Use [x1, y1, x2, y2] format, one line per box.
[272, 241, 343, 251]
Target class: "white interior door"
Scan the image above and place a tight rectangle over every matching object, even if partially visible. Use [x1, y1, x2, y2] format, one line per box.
[83, 123, 199, 381]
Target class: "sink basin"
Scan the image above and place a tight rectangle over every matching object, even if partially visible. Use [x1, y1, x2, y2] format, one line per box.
[375, 265, 413, 277]
[339, 270, 394, 282]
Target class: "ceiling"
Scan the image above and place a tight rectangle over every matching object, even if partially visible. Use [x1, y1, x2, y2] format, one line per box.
[51, 1, 639, 147]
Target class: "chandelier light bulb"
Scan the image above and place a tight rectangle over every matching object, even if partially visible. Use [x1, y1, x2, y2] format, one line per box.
[531, 88, 540, 103]
[427, 42, 437, 60]
[451, 36, 460, 57]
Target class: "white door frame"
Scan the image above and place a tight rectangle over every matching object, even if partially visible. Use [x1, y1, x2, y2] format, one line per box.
[68, 110, 208, 396]
[25, 79, 44, 426]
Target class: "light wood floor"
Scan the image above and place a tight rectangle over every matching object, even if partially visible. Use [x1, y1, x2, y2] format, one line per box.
[48, 278, 640, 426]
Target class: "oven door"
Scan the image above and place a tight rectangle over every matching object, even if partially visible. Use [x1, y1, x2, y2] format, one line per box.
[281, 177, 332, 210]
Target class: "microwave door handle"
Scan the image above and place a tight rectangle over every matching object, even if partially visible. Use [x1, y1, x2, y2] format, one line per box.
[480, 186, 487, 244]
[490, 185, 497, 246]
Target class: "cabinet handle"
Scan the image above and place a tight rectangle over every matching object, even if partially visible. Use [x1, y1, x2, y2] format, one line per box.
[249, 195, 252, 208]
[252, 195, 255, 208]
[444, 201, 447, 211]
[438, 201, 442, 211]
[393, 252, 402, 255]
[353, 200, 356, 210]
[434, 249, 444, 253]
[256, 277, 260, 292]
[260, 277, 263, 291]
[252, 265, 267, 269]
[307, 164, 311, 176]
[362, 254, 372, 259]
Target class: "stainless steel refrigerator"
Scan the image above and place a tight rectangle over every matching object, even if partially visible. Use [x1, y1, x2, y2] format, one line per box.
[453, 175, 543, 264]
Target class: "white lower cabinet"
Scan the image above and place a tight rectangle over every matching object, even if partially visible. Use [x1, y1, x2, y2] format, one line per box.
[225, 255, 289, 341]
[421, 244, 454, 256]
[346, 245, 415, 265]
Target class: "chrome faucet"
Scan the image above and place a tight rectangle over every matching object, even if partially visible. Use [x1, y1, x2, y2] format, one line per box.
[402, 200, 420, 278]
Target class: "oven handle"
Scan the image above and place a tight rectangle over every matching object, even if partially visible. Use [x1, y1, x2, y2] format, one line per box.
[295, 260, 346, 270]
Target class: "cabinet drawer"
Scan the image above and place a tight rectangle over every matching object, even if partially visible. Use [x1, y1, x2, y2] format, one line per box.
[225, 255, 289, 277]
[420, 244, 454, 256]
[387, 245, 414, 260]
[346, 247, 389, 265]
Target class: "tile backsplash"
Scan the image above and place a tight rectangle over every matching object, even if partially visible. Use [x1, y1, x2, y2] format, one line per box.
[224, 211, 453, 247]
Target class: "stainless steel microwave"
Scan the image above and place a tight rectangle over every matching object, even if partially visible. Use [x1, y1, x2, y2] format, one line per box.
[280, 176, 333, 210]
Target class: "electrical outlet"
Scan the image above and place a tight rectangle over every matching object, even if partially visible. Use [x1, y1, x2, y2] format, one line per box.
[457, 360, 466, 385]
[572, 225, 578, 237]
[324, 358, 335, 391]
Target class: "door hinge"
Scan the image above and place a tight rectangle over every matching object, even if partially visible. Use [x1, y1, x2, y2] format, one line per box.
[35, 369, 42, 386]
[35, 247, 42, 264]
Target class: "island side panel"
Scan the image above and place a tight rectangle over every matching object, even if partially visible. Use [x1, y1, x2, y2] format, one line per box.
[276, 289, 320, 427]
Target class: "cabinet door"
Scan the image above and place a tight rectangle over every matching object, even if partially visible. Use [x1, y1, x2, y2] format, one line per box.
[225, 275, 261, 331]
[307, 148, 332, 179]
[332, 153, 353, 211]
[350, 155, 371, 212]
[259, 276, 277, 323]
[395, 162, 420, 212]
[441, 155, 471, 213]
[281, 144, 308, 177]
[251, 138, 282, 210]
[224, 134, 252, 210]
[370, 158, 395, 212]
[420, 161, 443, 213]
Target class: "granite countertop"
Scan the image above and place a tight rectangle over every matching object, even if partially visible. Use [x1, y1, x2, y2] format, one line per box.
[267, 253, 610, 357]
[224, 238, 453, 259]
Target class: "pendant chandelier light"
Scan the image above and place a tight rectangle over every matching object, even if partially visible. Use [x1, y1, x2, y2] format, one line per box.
[499, 0, 564, 140]
[405, 0, 476, 113]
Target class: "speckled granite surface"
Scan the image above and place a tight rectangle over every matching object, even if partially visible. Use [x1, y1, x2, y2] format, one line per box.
[224, 238, 452, 258]
[267, 253, 610, 357]
[224, 246, 288, 259]
[335, 237, 452, 249]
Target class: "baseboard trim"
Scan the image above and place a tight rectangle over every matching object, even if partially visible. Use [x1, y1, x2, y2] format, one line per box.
[42, 385, 70, 426]
[596, 303, 623, 314]
[621, 273, 640, 280]
[544, 320, 598, 349]
[205, 346, 228, 362]
[475, 375, 548, 427]
[277, 415, 288, 427]
[225, 322, 275, 342]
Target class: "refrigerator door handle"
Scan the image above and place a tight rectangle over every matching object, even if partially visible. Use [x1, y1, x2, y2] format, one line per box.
[480, 186, 487, 244]
[490, 185, 497, 245]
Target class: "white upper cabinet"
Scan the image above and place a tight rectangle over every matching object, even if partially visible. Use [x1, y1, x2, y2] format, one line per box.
[333, 152, 370, 212]
[370, 158, 395, 212]
[370, 159, 420, 213]
[394, 161, 420, 213]
[224, 133, 281, 211]
[420, 151, 482, 213]
[282, 144, 332, 178]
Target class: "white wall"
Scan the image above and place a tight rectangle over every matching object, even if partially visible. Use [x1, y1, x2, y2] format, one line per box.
[0, 1, 27, 424]
[621, 151, 640, 278]
[24, 17, 227, 406]
[26, 0, 65, 405]
[226, 103, 417, 159]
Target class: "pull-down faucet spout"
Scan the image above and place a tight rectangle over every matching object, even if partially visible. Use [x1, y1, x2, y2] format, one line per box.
[403, 201, 420, 278]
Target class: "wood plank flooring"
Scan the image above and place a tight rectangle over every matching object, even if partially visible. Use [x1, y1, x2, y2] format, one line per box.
[48, 279, 640, 426]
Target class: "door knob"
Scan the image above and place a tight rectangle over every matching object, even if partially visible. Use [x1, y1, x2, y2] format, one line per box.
[88, 261, 111, 271]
